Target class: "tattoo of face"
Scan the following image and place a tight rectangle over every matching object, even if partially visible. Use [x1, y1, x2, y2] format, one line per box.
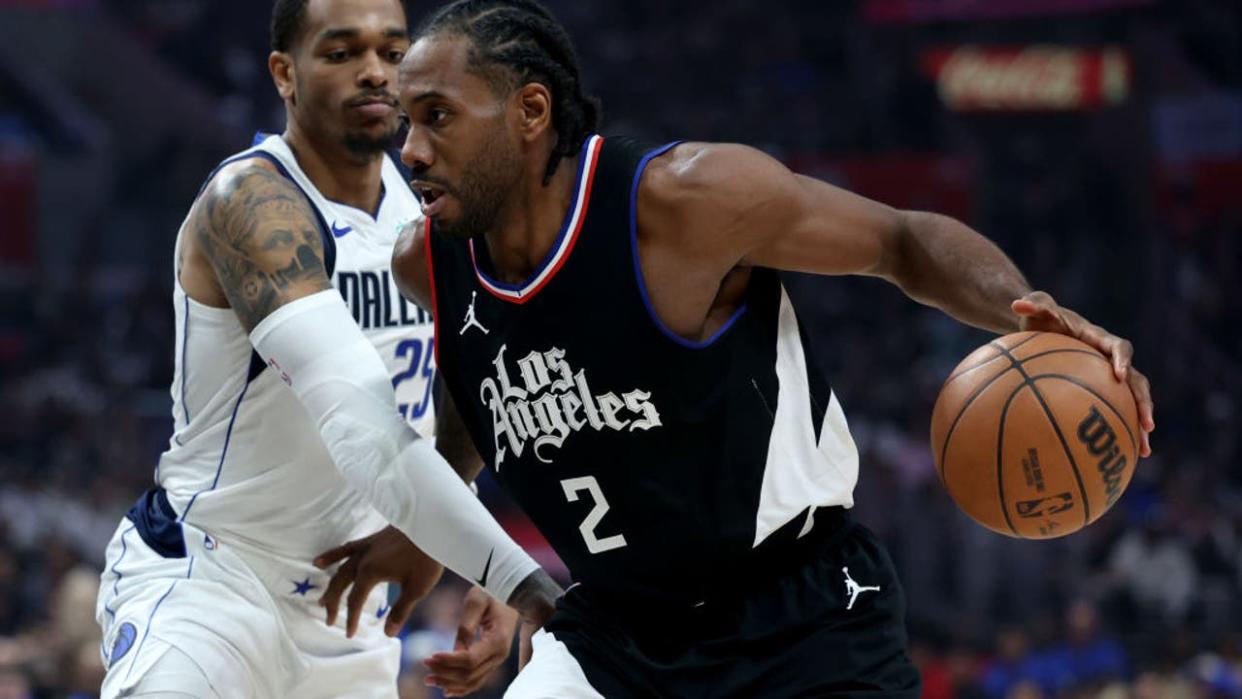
[195, 166, 331, 331]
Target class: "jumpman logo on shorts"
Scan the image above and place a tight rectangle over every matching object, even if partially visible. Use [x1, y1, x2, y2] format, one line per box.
[461, 291, 489, 336]
[842, 566, 881, 610]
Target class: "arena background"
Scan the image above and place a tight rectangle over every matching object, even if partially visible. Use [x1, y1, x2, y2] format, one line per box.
[1, 0, 1240, 697]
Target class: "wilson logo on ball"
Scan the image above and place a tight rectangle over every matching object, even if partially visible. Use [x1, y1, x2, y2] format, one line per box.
[1076, 406, 1127, 506]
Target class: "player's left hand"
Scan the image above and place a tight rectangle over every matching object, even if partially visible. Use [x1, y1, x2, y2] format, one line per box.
[424, 585, 519, 697]
[1012, 290, 1155, 457]
[314, 525, 443, 638]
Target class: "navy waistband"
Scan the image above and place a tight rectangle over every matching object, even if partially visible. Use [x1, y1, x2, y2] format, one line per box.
[125, 487, 186, 559]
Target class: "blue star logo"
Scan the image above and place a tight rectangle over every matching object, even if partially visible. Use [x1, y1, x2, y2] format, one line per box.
[292, 577, 317, 596]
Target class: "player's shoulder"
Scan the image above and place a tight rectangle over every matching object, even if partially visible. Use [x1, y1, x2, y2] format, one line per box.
[636, 141, 793, 249]
[391, 218, 432, 310]
[197, 156, 288, 207]
[638, 142, 787, 211]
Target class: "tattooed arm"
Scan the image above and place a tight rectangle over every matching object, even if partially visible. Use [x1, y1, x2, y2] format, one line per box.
[181, 160, 332, 330]
[179, 159, 558, 622]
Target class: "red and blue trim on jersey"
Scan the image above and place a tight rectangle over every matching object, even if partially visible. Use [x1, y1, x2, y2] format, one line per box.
[424, 216, 441, 366]
[469, 134, 604, 304]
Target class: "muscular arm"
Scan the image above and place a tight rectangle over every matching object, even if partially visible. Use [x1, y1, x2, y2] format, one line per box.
[638, 143, 1030, 334]
[639, 143, 1154, 454]
[392, 218, 433, 311]
[192, 162, 333, 330]
[185, 163, 556, 618]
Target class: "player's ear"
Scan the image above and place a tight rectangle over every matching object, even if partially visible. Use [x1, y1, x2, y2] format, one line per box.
[270, 51, 297, 104]
[515, 82, 552, 144]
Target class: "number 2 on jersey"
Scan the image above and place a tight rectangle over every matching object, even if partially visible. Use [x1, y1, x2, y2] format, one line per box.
[393, 338, 435, 422]
[561, 476, 627, 554]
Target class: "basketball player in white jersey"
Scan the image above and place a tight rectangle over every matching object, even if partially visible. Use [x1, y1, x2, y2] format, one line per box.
[93, 1, 559, 697]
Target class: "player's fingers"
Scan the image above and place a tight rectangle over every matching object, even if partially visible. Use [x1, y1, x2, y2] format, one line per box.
[1127, 368, 1155, 457]
[313, 541, 357, 569]
[519, 622, 534, 671]
[319, 559, 357, 626]
[424, 675, 475, 698]
[424, 650, 479, 671]
[1077, 326, 1133, 381]
[425, 662, 494, 697]
[383, 587, 422, 638]
[1011, 291, 1057, 317]
[1127, 367, 1155, 430]
[345, 570, 376, 638]
[424, 666, 473, 688]
[454, 663, 501, 694]
[454, 589, 488, 649]
[1011, 299, 1052, 322]
[1108, 336, 1134, 381]
[426, 635, 507, 673]
[424, 666, 475, 696]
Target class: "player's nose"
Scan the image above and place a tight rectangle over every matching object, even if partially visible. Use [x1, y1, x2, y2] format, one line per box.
[357, 50, 389, 88]
[401, 126, 433, 173]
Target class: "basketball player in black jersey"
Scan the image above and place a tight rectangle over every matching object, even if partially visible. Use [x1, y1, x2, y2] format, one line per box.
[327, 1, 1156, 696]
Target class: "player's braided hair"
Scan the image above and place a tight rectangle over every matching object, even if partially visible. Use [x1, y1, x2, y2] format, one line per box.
[416, 0, 601, 183]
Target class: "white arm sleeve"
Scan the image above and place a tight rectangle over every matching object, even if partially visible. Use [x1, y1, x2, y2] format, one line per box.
[250, 290, 538, 603]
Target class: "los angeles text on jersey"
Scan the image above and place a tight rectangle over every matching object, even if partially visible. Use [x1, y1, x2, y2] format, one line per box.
[336, 270, 429, 329]
[481, 344, 662, 467]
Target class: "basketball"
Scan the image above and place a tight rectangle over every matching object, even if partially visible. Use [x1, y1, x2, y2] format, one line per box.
[930, 332, 1141, 539]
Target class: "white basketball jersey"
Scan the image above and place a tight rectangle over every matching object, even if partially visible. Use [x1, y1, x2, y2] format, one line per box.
[157, 135, 433, 559]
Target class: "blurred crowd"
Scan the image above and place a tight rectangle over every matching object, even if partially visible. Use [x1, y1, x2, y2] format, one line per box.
[2, 0, 1241, 697]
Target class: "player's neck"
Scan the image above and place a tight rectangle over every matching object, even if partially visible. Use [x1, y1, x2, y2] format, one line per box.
[482, 151, 582, 284]
[282, 128, 384, 216]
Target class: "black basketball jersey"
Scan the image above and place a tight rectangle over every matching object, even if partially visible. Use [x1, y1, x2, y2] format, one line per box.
[427, 135, 861, 606]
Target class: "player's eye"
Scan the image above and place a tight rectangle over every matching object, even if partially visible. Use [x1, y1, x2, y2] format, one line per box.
[387, 49, 405, 63]
[429, 108, 450, 125]
[325, 49, 349, 62]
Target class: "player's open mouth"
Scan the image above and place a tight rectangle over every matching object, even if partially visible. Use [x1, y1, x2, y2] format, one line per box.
[411, 181, 448, 216]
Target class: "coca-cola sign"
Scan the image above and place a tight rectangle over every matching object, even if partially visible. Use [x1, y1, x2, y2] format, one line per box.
[921, 46, 1131, 112]
[866, 0, 1156, 24]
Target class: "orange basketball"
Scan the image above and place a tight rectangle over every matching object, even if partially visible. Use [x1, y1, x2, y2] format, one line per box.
[930, 331, 1140, 539]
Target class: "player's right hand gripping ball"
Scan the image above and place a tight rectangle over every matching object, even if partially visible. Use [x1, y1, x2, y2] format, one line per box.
[930, 331, 1140, 539]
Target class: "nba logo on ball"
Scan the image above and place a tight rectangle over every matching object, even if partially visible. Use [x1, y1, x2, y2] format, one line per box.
[108, 622, 138, 667]
[931, 332, 1141, 540]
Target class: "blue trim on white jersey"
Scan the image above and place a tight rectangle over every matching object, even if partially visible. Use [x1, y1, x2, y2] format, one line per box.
[121, 555, 193, 683]
[179, 381, 249, 520]
[252, 131, 389, 220]
[471, 135, 598, 293]
[103, 523, 136, 619]
[628, 141, 748, 349]
[180, 295, 191, 425]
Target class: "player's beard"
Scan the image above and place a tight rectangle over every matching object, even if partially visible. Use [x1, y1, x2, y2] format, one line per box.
[431, 130, 523, 241]
[343, 124, 398, 157]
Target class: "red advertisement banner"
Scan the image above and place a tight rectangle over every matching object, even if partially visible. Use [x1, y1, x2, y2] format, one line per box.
[865, 0, 1156, 23]
[920, 46, 1131, 112]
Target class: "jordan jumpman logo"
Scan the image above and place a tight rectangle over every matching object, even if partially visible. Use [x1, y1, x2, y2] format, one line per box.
[842, 566, 881, 610]
[460, 291, 489, 336]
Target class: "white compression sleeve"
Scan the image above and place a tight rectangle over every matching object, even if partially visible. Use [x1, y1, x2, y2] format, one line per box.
[250, 290, 538, 603]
